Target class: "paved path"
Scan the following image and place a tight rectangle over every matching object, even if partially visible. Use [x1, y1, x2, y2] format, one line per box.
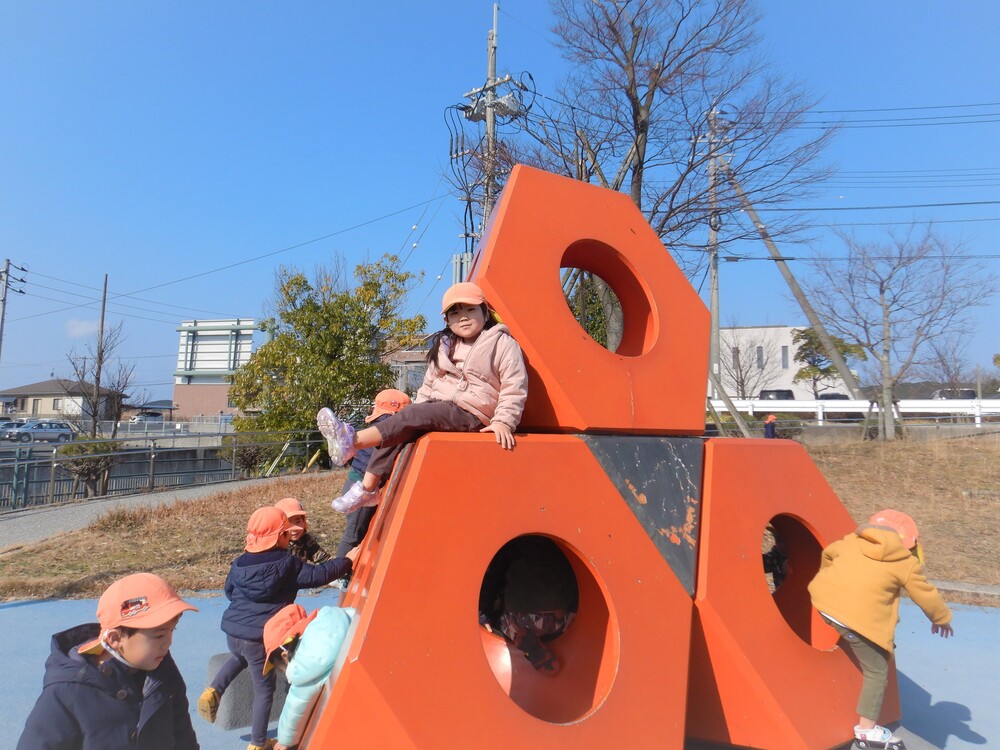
[0, 478, 283, 553]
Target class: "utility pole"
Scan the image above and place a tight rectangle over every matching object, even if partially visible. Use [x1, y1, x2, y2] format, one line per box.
[90, 273, 108, 437]
[706, 109, 721, 398]
[455, 3, 525, 281]
[720, 161, 864, 400]
[0, 259, 27, 369]
[0, 259, 10, 369]
[482, 2, 499, 231]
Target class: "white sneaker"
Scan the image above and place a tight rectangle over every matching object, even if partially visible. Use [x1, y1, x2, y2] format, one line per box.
[317, 407, 357, 466]
[854, 724, 905, 749]
[332, 481, 379, 513]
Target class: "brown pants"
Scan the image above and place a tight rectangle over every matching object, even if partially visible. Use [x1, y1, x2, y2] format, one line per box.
[365, 400, 483, 481]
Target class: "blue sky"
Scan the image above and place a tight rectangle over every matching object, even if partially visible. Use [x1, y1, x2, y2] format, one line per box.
[1, 1, 998, 401]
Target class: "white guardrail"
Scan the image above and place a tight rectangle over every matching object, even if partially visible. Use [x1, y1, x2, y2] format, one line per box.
[709, 399, 1000, 427]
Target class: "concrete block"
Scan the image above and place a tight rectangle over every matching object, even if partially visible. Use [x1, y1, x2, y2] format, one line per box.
[207, 652, 288, 731]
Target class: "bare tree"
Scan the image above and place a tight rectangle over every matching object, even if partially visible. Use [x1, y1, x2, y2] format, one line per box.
[803, 227, 997, 440]
[65, 321, 133, 438]
[451, 0, 834, 269]
[718, 326, 781, 399]
[914, 335, 973, 393]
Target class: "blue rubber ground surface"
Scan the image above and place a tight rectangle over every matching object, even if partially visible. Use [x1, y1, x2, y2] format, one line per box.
[2, 593, 995, 749]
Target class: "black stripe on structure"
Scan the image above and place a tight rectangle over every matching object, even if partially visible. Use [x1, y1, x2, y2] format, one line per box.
[581, 435, 704, 595]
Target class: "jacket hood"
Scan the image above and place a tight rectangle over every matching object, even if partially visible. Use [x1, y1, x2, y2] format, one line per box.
[855, 523, 916, 563]
[286, 607, 354, 685]
[42, 624, 105, 689]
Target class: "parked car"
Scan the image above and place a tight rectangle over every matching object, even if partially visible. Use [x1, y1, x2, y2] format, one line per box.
[130, 412, 164, 423]
[3, 420, 76, 443]
[758, 389, 795, 400]
[818, 393, 850, 400]
[931, 388, 977, 400]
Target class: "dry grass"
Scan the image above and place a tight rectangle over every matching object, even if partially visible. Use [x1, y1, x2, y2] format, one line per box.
[806, 436, 1000, 590]
[0, 470, 348, 600]
[0, 438, 997, 604]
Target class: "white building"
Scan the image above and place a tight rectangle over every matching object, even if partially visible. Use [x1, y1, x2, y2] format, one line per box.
[716, 325, 851, 400]
[172, 319, 257, 418]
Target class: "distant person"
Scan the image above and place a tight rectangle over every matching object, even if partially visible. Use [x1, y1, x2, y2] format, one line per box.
[197, 507, 352, 750]
[16, 572, 200, 750]
[763, 414, 777, 439]
[317, 282, 527, 513]
[333, 389, 412, 583]
[274, 497, 331, 564]
[261, 603, 356, 750]
[809, 509, 953, 750]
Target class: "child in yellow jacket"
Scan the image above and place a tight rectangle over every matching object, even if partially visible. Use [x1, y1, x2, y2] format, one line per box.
[808, 509, 954, 750]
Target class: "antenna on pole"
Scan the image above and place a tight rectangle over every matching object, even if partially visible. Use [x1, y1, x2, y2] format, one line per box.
[452, 3, 529, 282]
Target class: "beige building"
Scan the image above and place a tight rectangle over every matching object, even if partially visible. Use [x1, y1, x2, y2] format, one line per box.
[172, 319, 256, 419]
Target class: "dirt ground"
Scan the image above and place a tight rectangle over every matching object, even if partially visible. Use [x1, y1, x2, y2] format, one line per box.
[0, 436, 997, 602]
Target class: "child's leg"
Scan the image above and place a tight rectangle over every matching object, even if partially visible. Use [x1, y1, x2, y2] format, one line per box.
[245, 639, 277, 747]
[361, 402, 483, 485]
[851, 639, 891, 729]
[826, 621, 894, 741]
[209, 635, 251, 695]
[332, 403, 483, 513]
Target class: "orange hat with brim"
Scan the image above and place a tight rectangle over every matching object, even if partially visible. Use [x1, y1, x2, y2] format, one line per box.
[263, 604, 318, 674]
[273, 497, 307, 531]
[245, 506, 290, 552]
[440, 281, 485, 314]
[870, 508, 919, 549]
[78, 573, 197, 654]
[364, 389, 412, 423]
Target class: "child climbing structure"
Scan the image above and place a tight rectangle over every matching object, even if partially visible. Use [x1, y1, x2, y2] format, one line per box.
[298, 166, 898, 749]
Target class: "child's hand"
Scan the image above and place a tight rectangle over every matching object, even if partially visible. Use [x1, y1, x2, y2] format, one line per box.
[932, 622, 954, 638]
[482, 422, 516, 450]
[345, 545, 361, 563]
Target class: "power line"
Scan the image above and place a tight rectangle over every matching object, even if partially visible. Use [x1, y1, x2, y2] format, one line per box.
[808, 101, 1000, 115]
[762, 199, 1000, 213]
[122, 195, 448, 297]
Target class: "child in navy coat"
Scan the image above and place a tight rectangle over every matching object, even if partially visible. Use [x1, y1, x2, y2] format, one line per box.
[17, 572, 200, 750]
[197, 506, 351, 750]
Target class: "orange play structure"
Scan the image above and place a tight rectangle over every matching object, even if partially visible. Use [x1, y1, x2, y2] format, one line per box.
[297, 166, 897, 749]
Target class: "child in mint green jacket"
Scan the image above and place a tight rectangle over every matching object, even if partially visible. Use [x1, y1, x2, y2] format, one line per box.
[263, 605, 355, 750]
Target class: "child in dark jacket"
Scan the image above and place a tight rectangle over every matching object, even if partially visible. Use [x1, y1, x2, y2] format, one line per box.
[274, 496, 331, 564]
[197, 506, 351, 750]
[17, 572, 200, 750]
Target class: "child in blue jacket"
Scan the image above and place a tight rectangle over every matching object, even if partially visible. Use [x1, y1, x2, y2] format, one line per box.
[17, 572, 200, 750]
[261, 604, 356, 750]
[197, 506, 351, 750]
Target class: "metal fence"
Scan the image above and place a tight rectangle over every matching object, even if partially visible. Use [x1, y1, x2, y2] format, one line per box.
[0, 429, 319, 512]
[711, 398, 1000, 427]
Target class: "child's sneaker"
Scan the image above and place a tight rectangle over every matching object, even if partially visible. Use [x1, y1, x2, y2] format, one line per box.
[317, 407, 356, 466]
[197, 686, 219, 723]
[332, 481, 379, 513]
[854, 724, 905, 749]
[247, 741, 277, 750]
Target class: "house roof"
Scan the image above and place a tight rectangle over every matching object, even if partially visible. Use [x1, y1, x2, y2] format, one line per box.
[0, 379, 124, 398]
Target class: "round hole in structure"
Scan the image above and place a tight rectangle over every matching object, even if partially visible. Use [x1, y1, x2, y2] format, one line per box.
[761, 514, 839, 650]
[560, 239, 656, 357]
[478, 534, 620, 723]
